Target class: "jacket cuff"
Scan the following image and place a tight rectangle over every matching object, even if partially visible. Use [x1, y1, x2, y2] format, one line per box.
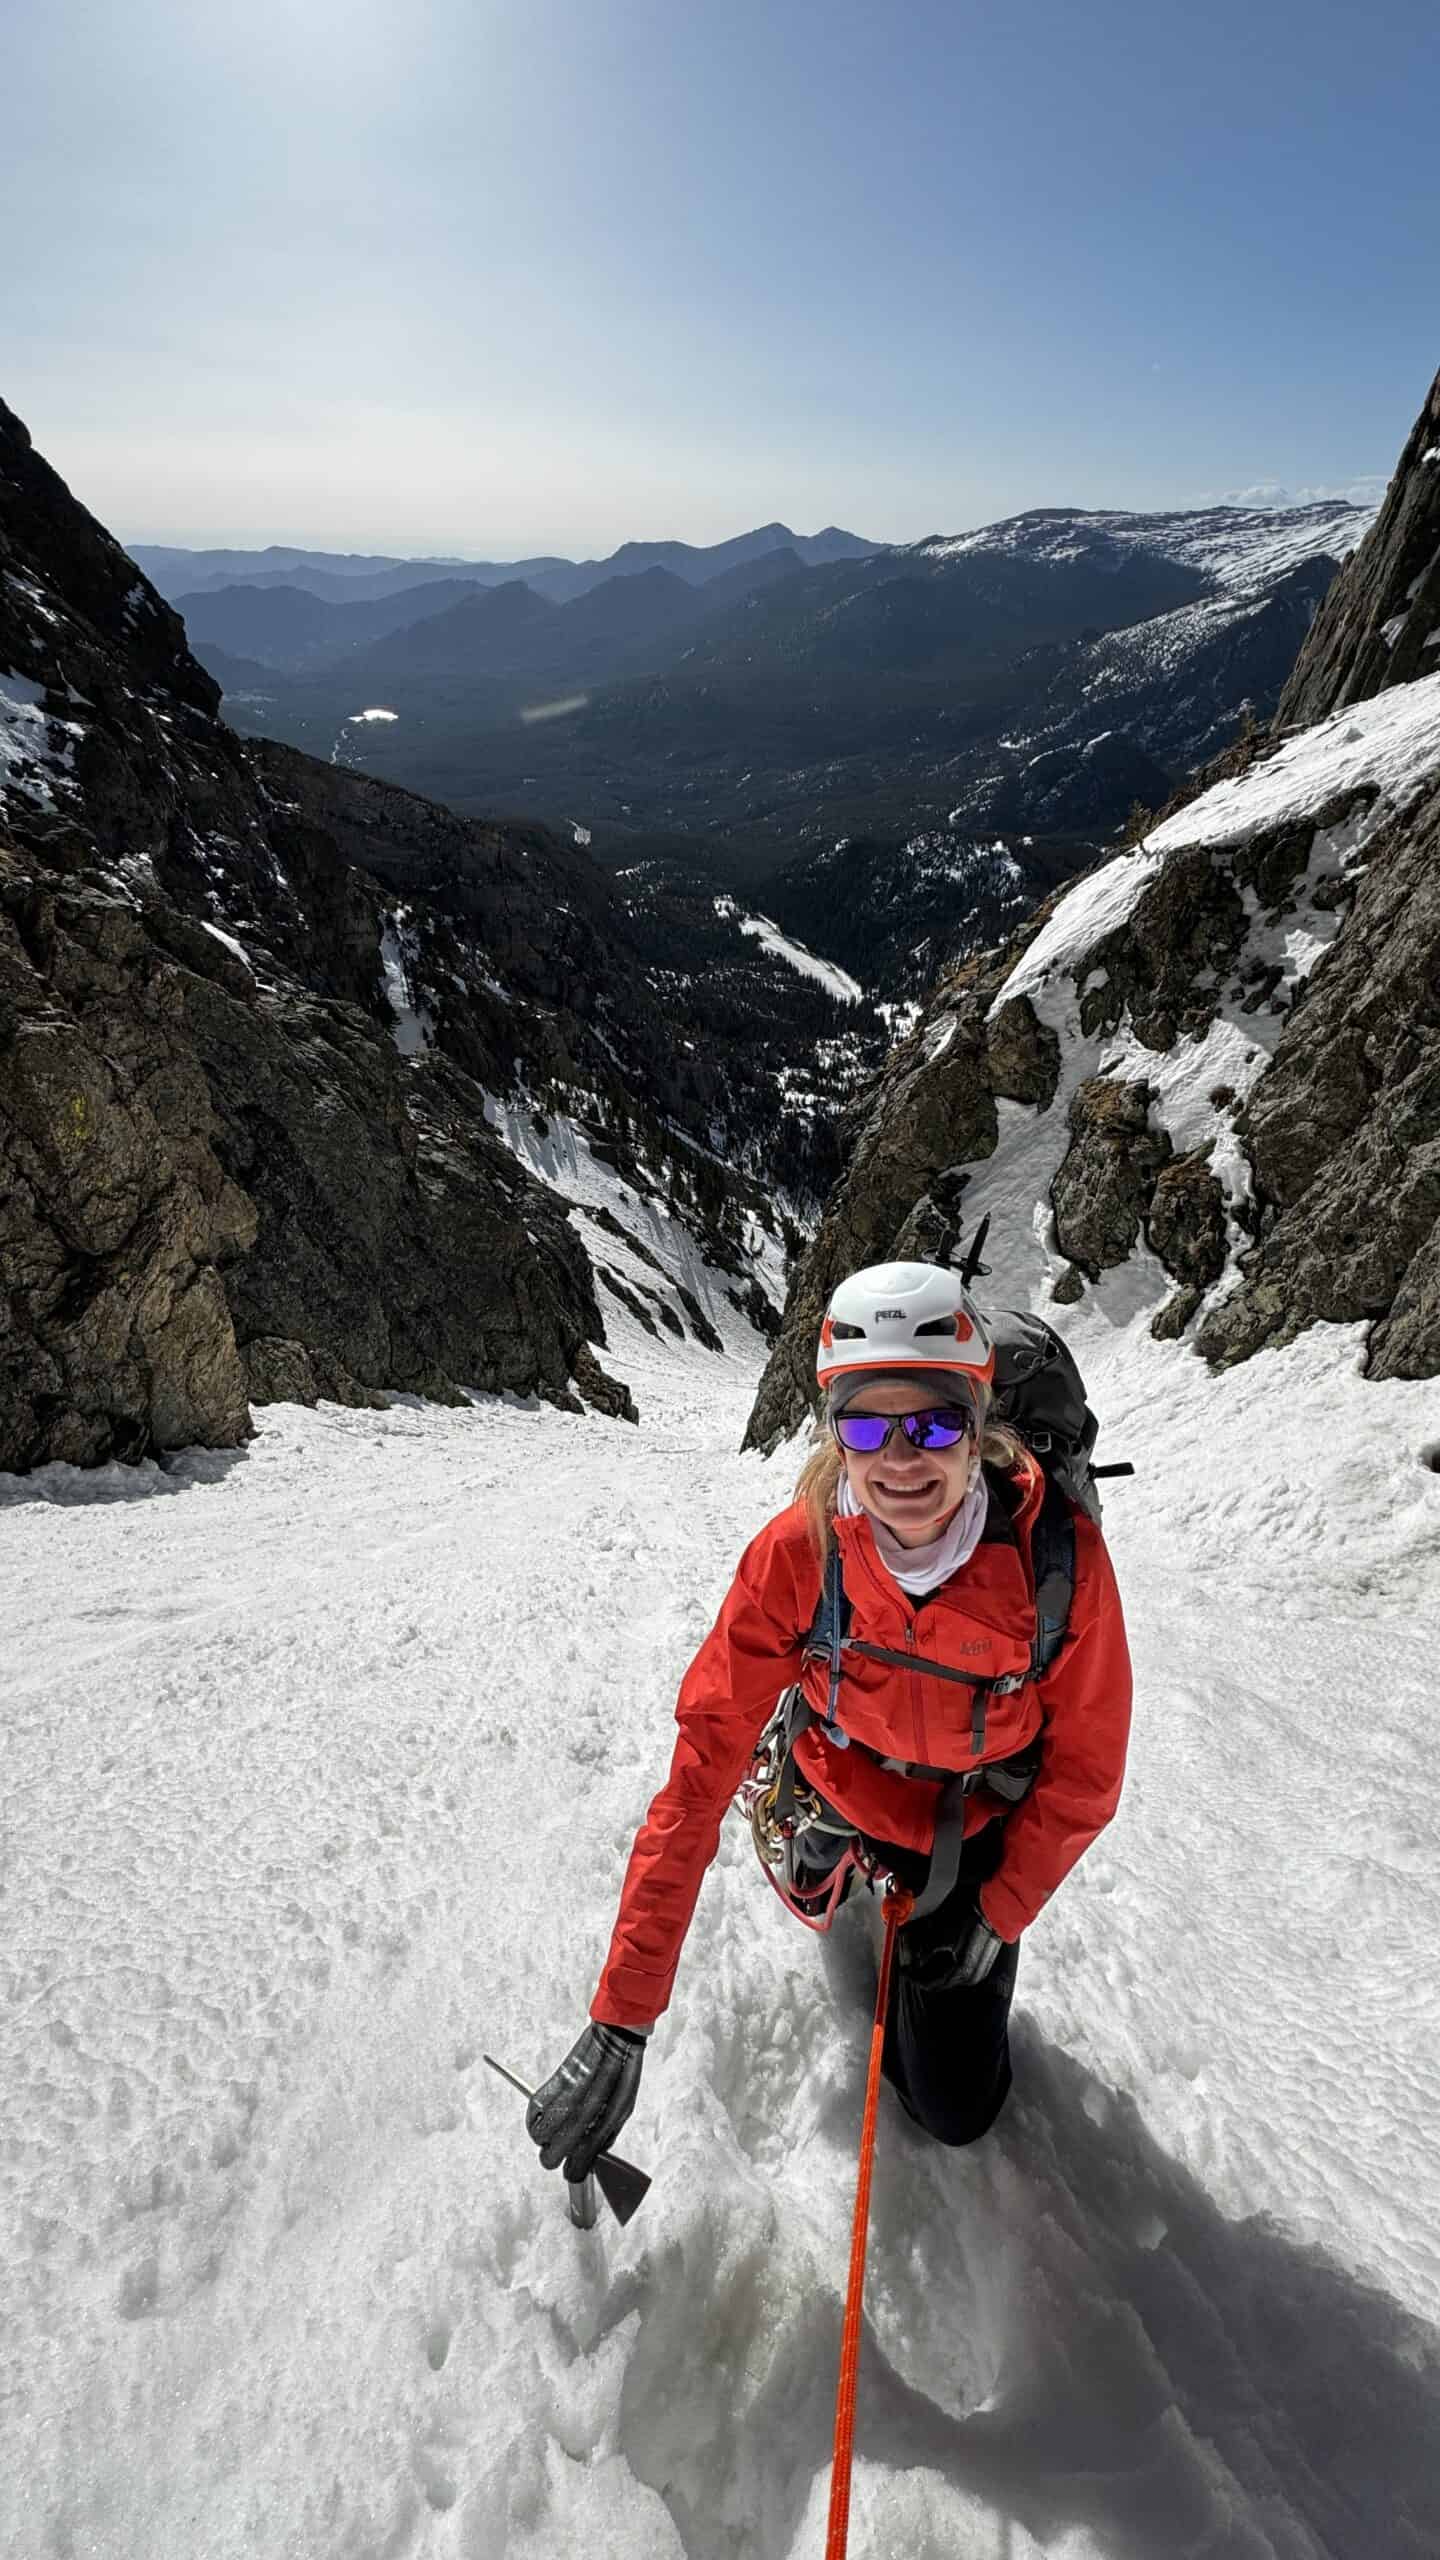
[591, 1964, 671, 2032]
[977, 1874, 1027, 1942]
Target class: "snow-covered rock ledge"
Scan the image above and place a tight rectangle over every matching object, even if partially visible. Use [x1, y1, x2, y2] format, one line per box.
[748, 675, 1440, 1447]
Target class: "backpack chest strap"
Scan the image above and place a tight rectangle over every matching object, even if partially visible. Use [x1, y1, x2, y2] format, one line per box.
[818, 1637, 1029, 1756]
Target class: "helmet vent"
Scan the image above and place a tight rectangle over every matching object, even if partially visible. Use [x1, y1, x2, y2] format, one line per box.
[830, 1319, 866, 1340]
[913, 1316, 958, 1336]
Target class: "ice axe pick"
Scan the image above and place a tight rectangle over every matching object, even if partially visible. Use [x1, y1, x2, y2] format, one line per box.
[483, 2053, 652, 2229]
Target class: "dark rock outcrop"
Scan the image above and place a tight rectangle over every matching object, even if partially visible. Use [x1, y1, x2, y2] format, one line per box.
[1197, 774, 1440, 1375]
[1077, 845, 1250, 1051]
[1052, 1077, 1171, 1276]
[1146, 1151, 1229, 1290]
[987, 994, 1061, 1107]
[1277, 367, 1440, 725]
[0, 398, 753, 1470]
[0, 859, 254, 1467]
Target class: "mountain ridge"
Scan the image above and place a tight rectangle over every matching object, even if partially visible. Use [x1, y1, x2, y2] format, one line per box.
[208, 497, 1366, 968]
[131, 521, 878, 610]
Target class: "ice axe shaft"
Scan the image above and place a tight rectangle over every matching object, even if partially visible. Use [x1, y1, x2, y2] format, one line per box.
[483, 2052, 652, 2227]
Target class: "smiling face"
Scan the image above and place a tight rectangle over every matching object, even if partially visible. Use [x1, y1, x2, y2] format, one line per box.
[835, 1378, 978, 1549]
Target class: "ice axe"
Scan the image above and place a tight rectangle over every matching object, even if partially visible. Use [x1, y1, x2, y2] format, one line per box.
[483, 2053, 652, 2229]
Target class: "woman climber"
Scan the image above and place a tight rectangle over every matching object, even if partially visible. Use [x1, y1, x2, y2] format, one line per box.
[526, 1259, 1132, 2185]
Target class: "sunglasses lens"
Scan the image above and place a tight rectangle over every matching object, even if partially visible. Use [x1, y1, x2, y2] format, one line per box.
[903, 1408, 971, 1450]
[834, 1414, 892, 1453]
[834, 1406, 973, 1453]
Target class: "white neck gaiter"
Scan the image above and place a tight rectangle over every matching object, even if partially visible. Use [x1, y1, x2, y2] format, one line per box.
[838, 1464, 989, 1597]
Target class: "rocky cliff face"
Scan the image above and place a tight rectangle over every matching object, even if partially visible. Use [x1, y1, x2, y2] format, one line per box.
[1277, 368, 1440, 727]
[747, 664, 1440, 1449]
[1, 400, 792, 1471]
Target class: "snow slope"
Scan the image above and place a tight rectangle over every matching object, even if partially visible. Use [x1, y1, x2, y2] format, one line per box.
[4, 1265, 1440, 2556]
[966, 673, 1440, 1330]
[919, 499, 1375, 595]
[714, 896, 863, 1002]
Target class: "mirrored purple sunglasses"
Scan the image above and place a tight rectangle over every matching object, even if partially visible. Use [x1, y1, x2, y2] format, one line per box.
[832, 1406, 974, 1455]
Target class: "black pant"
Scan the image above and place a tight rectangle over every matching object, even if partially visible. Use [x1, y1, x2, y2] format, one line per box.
[881, 1823, 1019, 2147]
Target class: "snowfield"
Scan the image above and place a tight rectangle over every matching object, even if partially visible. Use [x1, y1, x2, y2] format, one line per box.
[4, 1274, 1440, 2558]
[919, 498, 1376, 595]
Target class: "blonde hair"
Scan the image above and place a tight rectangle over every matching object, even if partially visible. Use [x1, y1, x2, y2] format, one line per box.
[795, 1378, 1027, 1563]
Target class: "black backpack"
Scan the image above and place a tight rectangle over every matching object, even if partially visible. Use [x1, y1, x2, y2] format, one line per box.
[991, 1308, 1104, 1524]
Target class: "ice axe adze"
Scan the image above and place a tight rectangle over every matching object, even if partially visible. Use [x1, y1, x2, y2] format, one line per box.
[483, 2053, 652, 2229]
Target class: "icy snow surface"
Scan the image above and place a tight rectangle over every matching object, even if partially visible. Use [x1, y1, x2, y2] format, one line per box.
[380, 911, 433, 1058]
[4, 1256, 1440, 2554]
[1145, 672, 1440, 846]
[200, 920, 255, 973]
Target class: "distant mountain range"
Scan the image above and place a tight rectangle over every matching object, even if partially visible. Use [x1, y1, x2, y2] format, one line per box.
[173, 545, 820, 682]
[190, 497, 1371, 956]
[130, 521, 876, 611]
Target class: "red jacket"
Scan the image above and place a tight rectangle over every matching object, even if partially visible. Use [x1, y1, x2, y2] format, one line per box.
[592, 1453, 1131, 2029]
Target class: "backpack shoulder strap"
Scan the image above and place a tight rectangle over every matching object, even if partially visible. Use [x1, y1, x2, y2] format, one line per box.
[804, 1540, 852, 1746]
[1029, 1476, 1076, 1679]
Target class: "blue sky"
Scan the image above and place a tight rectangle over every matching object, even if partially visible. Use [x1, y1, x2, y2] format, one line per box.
[3, 0, 1436, 555]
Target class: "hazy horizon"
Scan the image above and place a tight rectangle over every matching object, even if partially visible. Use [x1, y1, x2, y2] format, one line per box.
[118, 483, 1388, 568]
[5, 0, 1433, 557]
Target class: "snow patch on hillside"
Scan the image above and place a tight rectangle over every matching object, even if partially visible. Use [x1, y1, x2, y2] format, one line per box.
[481, 1089, 781, 1374]
[922, 498, 1374, 594]
[713, 896, 862, 1000]
[379, 910, 433, 1056]
[199, 920, 254, 974]
[1001, 676, 1440, 1024]
[0, 668, 84, 814]
[1147, 672, 1440, 853]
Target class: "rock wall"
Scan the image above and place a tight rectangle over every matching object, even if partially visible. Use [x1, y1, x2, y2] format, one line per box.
[1277, 367, 1440, 726]
[747, 682, 1440, 1450]
[0, 399, 645, 1470]
[1, 859, 254, 1466]
[1197, 774, 1440, 1378]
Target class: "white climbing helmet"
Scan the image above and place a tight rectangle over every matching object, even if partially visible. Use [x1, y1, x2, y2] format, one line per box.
[815, 1261, 995, 1399]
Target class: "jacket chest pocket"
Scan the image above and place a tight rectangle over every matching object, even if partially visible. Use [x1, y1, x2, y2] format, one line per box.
[917, 1665, 1038, 1768]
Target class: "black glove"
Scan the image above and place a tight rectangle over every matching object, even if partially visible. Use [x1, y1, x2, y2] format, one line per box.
[525, 2024, 646, 2183]
[898, 1895, 1004, 1993]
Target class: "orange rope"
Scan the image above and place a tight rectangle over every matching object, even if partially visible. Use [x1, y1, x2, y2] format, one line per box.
[825, 1882, 913, 2560]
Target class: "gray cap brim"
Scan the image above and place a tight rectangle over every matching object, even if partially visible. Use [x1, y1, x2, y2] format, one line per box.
[826, 1366, 978, 1419]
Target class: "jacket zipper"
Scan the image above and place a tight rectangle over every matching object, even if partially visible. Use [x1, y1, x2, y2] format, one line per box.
[904, 1618, 928, 1764]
